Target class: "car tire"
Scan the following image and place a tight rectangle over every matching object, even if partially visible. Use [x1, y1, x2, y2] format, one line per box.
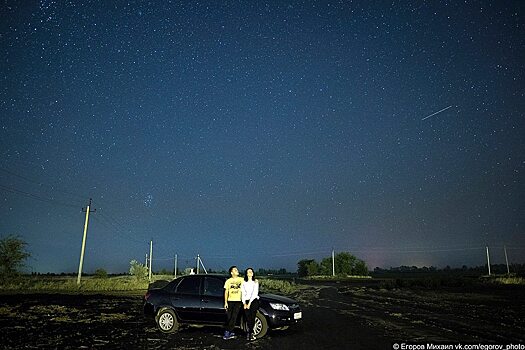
[252, 311, 268, 338]
[155, 308, 179, 333]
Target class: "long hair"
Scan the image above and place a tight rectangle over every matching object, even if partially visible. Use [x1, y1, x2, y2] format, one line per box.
[244, 267, 255, 282]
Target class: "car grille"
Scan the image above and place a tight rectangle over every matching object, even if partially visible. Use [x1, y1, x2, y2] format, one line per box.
[288, 304, 300, 311]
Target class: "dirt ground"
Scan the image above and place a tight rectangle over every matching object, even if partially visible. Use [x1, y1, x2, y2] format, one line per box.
[0, 281, 523, 349]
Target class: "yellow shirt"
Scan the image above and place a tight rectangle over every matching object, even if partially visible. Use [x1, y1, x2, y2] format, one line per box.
[224, 277, 243, 301]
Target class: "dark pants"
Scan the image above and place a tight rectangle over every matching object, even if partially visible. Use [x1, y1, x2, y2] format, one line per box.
[244, 299, 260, 333]
[225, 301, 242, 332]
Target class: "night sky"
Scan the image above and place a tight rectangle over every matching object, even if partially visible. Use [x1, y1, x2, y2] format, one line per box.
[1, 1, 524, 274]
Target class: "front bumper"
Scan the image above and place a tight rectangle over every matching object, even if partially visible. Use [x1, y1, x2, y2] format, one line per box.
[265, 308, 303, 328]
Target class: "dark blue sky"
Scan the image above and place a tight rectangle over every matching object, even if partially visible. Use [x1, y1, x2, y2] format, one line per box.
[1, 1, 524, 273]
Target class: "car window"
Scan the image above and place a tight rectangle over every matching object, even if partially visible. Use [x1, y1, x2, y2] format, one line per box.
[165, 280, 179, 293]
[203, 277, 224, 297]
[175, 277, 201, 295]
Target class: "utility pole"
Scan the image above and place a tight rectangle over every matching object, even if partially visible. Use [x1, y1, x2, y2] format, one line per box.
[198, 255, 208, 274]
[174, 254, 178, 279]
[77, 198, 96, 286]
[196, 254, 200, 274]
[504, 245, 510, 275]
[332, 249, 335, 277]
[485, 246, 491, 276]
[149, 240, 153, 281]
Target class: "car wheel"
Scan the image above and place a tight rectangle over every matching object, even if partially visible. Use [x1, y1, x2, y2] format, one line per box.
[252, 311, 268, 338]
[156, 308, 179, 333]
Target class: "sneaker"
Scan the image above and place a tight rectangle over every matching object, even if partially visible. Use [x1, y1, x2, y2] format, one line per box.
[229, 332, 236, 338]
[223, 331, 232, 340]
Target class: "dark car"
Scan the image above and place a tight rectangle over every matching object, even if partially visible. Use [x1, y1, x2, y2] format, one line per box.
[143, 274, 302, 338]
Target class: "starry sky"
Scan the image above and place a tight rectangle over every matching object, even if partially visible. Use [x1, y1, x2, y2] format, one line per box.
[1, 1, 524, 274]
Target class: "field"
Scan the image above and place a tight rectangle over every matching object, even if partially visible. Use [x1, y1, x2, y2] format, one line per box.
[0, 276, 524, 349]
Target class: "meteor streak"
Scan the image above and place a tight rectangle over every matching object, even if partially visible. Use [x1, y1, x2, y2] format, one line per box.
[422, 105, 452, 121]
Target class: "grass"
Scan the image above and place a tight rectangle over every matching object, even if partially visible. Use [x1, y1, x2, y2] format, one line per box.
[0, 274, 299, 295]
[0, 275, 149, 293]
[259, 278, 298, 294]
[374, 274, 525, 290]
[375, 277, 475, 290]
[484, 276, 525, 285]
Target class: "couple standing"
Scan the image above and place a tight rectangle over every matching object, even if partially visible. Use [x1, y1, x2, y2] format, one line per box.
[223, 265, 259, 341]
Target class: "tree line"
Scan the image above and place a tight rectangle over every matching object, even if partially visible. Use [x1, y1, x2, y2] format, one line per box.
[297, 252, 368, 277]
[2, 236, 370, 279]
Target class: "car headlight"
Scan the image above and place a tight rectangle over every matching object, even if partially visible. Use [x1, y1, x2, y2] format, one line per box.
[269, 302, 289, 311]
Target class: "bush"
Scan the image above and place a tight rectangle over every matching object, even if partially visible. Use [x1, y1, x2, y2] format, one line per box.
[0, 235, 30, 282]
[493, 277, 524, 285]
[94, 268, 108, 279]
[259, 279, 297, 294]
[129, 260, 148, 280]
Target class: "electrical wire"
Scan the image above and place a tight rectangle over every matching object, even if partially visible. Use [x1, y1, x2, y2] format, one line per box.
[93, 212, 149, 246]
[0, 166, 88, 201]
[0, 183, 80, 209]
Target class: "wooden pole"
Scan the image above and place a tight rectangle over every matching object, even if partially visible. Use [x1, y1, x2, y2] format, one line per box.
[174, 254, 178, 278]
[149, 240, 153, 281]
[504, 245, 510, 275]
[77, 199, 94, 285]
[332, 249, 335, 276]
[486, 246, 491, 276]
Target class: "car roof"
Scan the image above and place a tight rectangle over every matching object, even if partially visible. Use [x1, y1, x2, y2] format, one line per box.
[171, 274, 228, 281]
[182, 273, 227, 277]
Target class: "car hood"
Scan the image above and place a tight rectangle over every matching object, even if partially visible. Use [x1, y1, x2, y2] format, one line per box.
[260, 293, 297, 304]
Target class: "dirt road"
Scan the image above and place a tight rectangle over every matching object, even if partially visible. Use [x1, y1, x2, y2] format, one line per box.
[0, 282, 523, 349]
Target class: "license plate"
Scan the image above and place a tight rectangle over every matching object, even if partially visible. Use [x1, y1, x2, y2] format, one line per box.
[294, 312, 302, 320]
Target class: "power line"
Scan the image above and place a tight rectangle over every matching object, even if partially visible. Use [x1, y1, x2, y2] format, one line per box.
[151, 256, 175, 261]
[259, 245, 525, 257]
[347, 247, 486, 253]
[268, 250, 332, 257]
[0, 166, 88, 200]
[0, 184, 79, 209]
[93, 212, 148, 246]
[100, 211, 152, 244]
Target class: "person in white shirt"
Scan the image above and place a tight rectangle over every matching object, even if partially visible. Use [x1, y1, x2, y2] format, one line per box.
[241, 267, 259, 341]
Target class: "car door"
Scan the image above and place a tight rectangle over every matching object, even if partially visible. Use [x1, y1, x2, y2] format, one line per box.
[171, 276, 203, 322]
[200, 276, 227, 324]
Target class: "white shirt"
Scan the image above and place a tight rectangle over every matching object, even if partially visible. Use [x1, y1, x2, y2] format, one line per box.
[241, 280, 259, 303]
